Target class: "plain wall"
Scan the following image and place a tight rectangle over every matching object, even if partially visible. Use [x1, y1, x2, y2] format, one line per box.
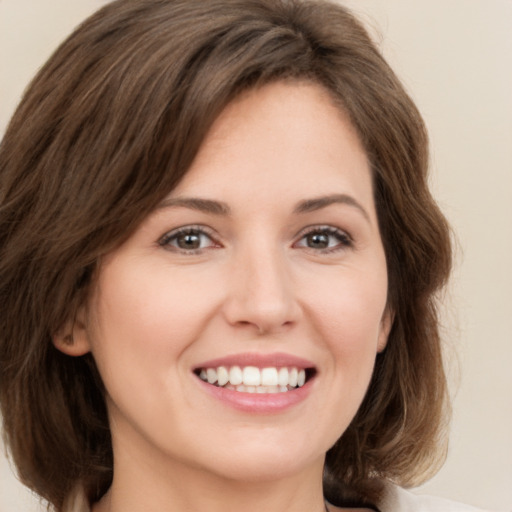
[1, 1, 511, 511]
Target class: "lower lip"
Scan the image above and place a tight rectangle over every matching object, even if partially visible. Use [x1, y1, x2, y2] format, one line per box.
[196, 377, 313, 413]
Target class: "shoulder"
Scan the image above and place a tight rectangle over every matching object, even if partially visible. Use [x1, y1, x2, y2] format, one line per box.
[378, 483, 493, 512]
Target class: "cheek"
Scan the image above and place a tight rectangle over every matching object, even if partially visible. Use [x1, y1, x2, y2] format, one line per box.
[304, 266, 388, 394]
[85, 270, 181, 393]
[84, 269, 217, 436]
[89, 261, 216, 350]
[301, 274, 387, 449]
[308, 268, 388, 346]
[85, 263, 228, 406]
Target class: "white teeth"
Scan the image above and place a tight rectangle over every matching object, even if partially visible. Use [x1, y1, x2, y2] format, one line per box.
[288, 368, 298, 387]
[278, 367, 289, 387]
[261, 367, 278, 386]
[197, 365, 310, 392]
[217, 366, 229, 386]
[229, 366, 243, 385]
[242, 366, 261, 386]
[206, 368, 217, 384]
[297, 369, 306, 387]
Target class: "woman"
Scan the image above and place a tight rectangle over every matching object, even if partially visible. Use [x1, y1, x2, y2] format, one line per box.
[0, 1, 484, 511]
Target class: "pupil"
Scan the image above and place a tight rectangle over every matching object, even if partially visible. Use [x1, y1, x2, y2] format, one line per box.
[178, 233, 200, 249]
[308, 233, 328, 248]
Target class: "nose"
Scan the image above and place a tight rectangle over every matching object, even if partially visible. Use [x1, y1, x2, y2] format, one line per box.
[222, 241, 302, 335]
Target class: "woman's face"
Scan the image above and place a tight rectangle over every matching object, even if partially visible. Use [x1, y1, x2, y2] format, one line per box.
[69, 81, 391, 484]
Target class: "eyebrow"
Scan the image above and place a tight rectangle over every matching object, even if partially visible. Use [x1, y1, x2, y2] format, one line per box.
[293, 194, 370, 222]
[156, 197, 231, 215]
[157, 193, 370, 221]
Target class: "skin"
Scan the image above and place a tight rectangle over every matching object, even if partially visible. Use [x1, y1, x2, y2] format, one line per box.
[56, 81, 392, 512]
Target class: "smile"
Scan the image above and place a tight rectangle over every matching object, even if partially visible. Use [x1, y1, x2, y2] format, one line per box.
[195, 366, 313, 393]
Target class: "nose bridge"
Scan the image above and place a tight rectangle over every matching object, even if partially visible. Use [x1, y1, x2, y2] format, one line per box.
[224, 234, 299, 333]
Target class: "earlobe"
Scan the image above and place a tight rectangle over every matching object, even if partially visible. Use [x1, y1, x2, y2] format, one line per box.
[52, 310, 91, 357]
[377, 308, 394, 353]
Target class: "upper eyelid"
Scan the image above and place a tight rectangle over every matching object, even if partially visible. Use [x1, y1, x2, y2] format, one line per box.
[294, 224, 352, 240]
[162, 224, 216, 236]
[158, 224, 219, 245]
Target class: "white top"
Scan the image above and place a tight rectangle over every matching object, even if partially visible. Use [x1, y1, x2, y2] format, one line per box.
[379, 484, 492, 512]
[63, 482, 492, 512]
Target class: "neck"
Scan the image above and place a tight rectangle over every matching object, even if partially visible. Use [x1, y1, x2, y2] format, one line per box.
[94, 433, 328, 512]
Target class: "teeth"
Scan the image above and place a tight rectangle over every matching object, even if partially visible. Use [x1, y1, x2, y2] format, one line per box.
[197, 365, 309, 392]
[277, 367, 289, 387]
[217, 366, 229, 386]
[288, 368, 298, 387]
[261, 367, 278, 386]
[229, 366, 243, 386]
[206, 368, 217, 384]
[242, 366, 261, 386]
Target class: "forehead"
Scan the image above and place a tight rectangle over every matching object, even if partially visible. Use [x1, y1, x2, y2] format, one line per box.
[168, 81, 375, 219]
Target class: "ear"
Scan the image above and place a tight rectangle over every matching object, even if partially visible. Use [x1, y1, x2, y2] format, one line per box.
[377, 307, 394, 353]
[52, 306, 91, 356]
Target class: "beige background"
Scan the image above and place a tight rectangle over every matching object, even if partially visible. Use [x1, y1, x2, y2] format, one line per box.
[1, 1, 511, 511]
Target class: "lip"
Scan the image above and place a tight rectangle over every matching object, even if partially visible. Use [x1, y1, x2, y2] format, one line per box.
[192, 352, 316, 414]
[196, 376, 313, 413]
[193, 352, 315, 371]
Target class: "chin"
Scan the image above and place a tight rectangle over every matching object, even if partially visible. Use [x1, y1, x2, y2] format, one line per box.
[191, 437, 327, 483]
[211, 457, 319, 484]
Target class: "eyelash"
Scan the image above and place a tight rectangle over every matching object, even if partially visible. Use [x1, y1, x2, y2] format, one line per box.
[158, 225, 353, 254]
[293, 225, 353, 254]
[158, 225, 219, 254]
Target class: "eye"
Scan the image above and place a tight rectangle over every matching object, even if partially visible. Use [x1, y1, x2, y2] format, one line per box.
[294, 226, 352, 253]
[158, 226, 219, 253]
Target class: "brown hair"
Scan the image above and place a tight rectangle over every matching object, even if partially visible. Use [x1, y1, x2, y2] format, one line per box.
[0, 0, 452, 509]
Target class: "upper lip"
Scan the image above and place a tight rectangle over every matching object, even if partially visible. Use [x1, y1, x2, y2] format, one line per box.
[193, 352, 316, 370]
